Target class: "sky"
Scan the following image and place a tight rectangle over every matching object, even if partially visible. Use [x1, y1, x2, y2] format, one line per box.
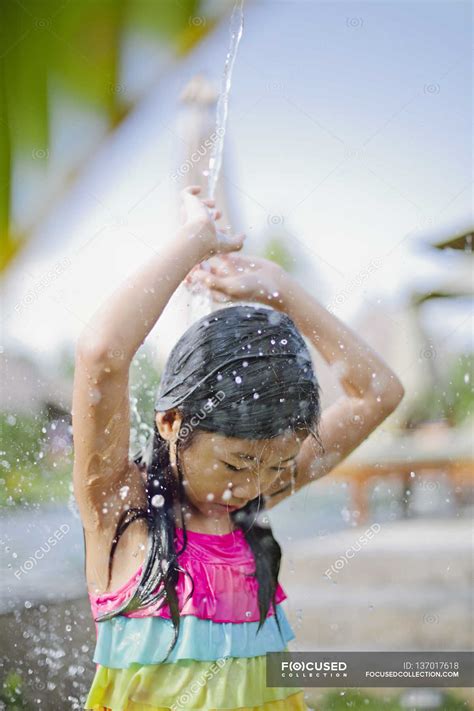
[2, 0, 472, 369]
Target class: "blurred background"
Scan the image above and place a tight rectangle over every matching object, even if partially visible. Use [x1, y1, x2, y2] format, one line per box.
[0, 0, 472, 709]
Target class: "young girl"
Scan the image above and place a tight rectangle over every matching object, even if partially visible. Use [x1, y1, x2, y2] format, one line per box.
[73, 186, 404, 711]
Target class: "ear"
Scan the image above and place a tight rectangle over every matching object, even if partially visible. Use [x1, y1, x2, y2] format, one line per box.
[155, 409, 183, 441]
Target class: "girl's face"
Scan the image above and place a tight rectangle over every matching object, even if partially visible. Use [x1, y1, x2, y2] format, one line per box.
[179, 429, 305, 519]
[156, 411, 305, 520]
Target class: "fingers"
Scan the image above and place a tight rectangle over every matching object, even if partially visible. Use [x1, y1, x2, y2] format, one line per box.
[181, 185, 202, 197]
[206, 253, 259, 279]
[207, 253, 237, 268]
[180, 187, 215, 209]
[209, 252, 258, 269]
[191, 271, 224, 290]
[207, 259, 230, 276]
[181, 187, 223, 222]
[210, 290, 233, 303]
[181, 186, 207, 213]
[192, 270, 241, 296]
[218, 232, 246, 253]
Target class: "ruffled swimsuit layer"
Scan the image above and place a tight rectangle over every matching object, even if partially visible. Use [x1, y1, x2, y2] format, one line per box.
[84, 526, 308, 711]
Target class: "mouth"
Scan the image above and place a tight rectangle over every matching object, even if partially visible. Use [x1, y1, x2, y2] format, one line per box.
[218, 503, 241, 512]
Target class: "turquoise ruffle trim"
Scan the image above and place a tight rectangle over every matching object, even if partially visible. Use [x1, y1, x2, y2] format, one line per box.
[94, 603, 294, 668]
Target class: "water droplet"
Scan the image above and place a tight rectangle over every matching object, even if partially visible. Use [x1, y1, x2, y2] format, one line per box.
[253, 393, 260, 399]
[119, 485, 130, 500]
[151, 494, 164, 508]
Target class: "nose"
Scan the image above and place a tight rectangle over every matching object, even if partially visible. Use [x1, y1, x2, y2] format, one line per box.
[232, 478, 261, 502]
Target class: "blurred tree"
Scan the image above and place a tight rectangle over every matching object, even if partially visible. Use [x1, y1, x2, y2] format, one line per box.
[262, 233, 294, 272]
[0, 671, 31, 710]
[0, 409, 73, 506]
[0, 0, 232, 271]
[129, 344, 162, 457]
[407, 352, 473, 426]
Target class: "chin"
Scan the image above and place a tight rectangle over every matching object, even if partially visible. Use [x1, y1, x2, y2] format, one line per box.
[201, 502, 241, 516]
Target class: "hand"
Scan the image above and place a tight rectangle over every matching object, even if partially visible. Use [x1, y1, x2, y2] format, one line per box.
[179, 185, 245, 258]
[187, 253, 290, 308]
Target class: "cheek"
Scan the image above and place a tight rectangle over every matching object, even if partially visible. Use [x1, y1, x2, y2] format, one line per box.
[259, 470, 286, 491]
[179, 449, 223, 500]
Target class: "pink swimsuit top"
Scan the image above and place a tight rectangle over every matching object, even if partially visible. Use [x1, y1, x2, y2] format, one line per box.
[89, 525, 287, 627]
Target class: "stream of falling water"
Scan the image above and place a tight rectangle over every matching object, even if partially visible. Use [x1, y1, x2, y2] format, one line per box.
[184, 0, 245, 325]
[206, 0, 245, 199]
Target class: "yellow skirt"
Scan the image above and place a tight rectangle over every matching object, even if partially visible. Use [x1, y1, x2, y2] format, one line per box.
[84, 655, 309, 710]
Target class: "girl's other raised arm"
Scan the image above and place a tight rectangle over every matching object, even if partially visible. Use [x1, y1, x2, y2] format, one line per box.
[190, 253, 405, 509]
[72, 187, 244, 531]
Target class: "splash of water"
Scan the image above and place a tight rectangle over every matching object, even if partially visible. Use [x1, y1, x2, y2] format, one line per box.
[207, 0, 245, 200]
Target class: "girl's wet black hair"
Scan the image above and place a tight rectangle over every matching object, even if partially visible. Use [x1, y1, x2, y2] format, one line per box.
[96, 304, 323, 661]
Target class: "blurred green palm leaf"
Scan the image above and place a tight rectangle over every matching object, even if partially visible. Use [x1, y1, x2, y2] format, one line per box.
[0, 0, 218, 271]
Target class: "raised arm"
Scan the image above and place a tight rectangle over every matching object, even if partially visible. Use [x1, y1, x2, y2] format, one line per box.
[72, 187, 244, 531]
[265, 263, 405, 505]
[190, 253, 405, 508]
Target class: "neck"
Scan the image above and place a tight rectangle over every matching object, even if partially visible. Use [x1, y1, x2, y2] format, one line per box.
[173, 501, 236, 535]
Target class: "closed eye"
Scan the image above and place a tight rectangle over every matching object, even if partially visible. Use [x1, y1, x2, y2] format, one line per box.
[222, 461, 247, 473]
[270, 459, 295, 472]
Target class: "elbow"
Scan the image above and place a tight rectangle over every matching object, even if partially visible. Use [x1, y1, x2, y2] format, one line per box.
[382, 378, 405, 414]
[76, 330, 109, 364]
[75, 329, 125, 371]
